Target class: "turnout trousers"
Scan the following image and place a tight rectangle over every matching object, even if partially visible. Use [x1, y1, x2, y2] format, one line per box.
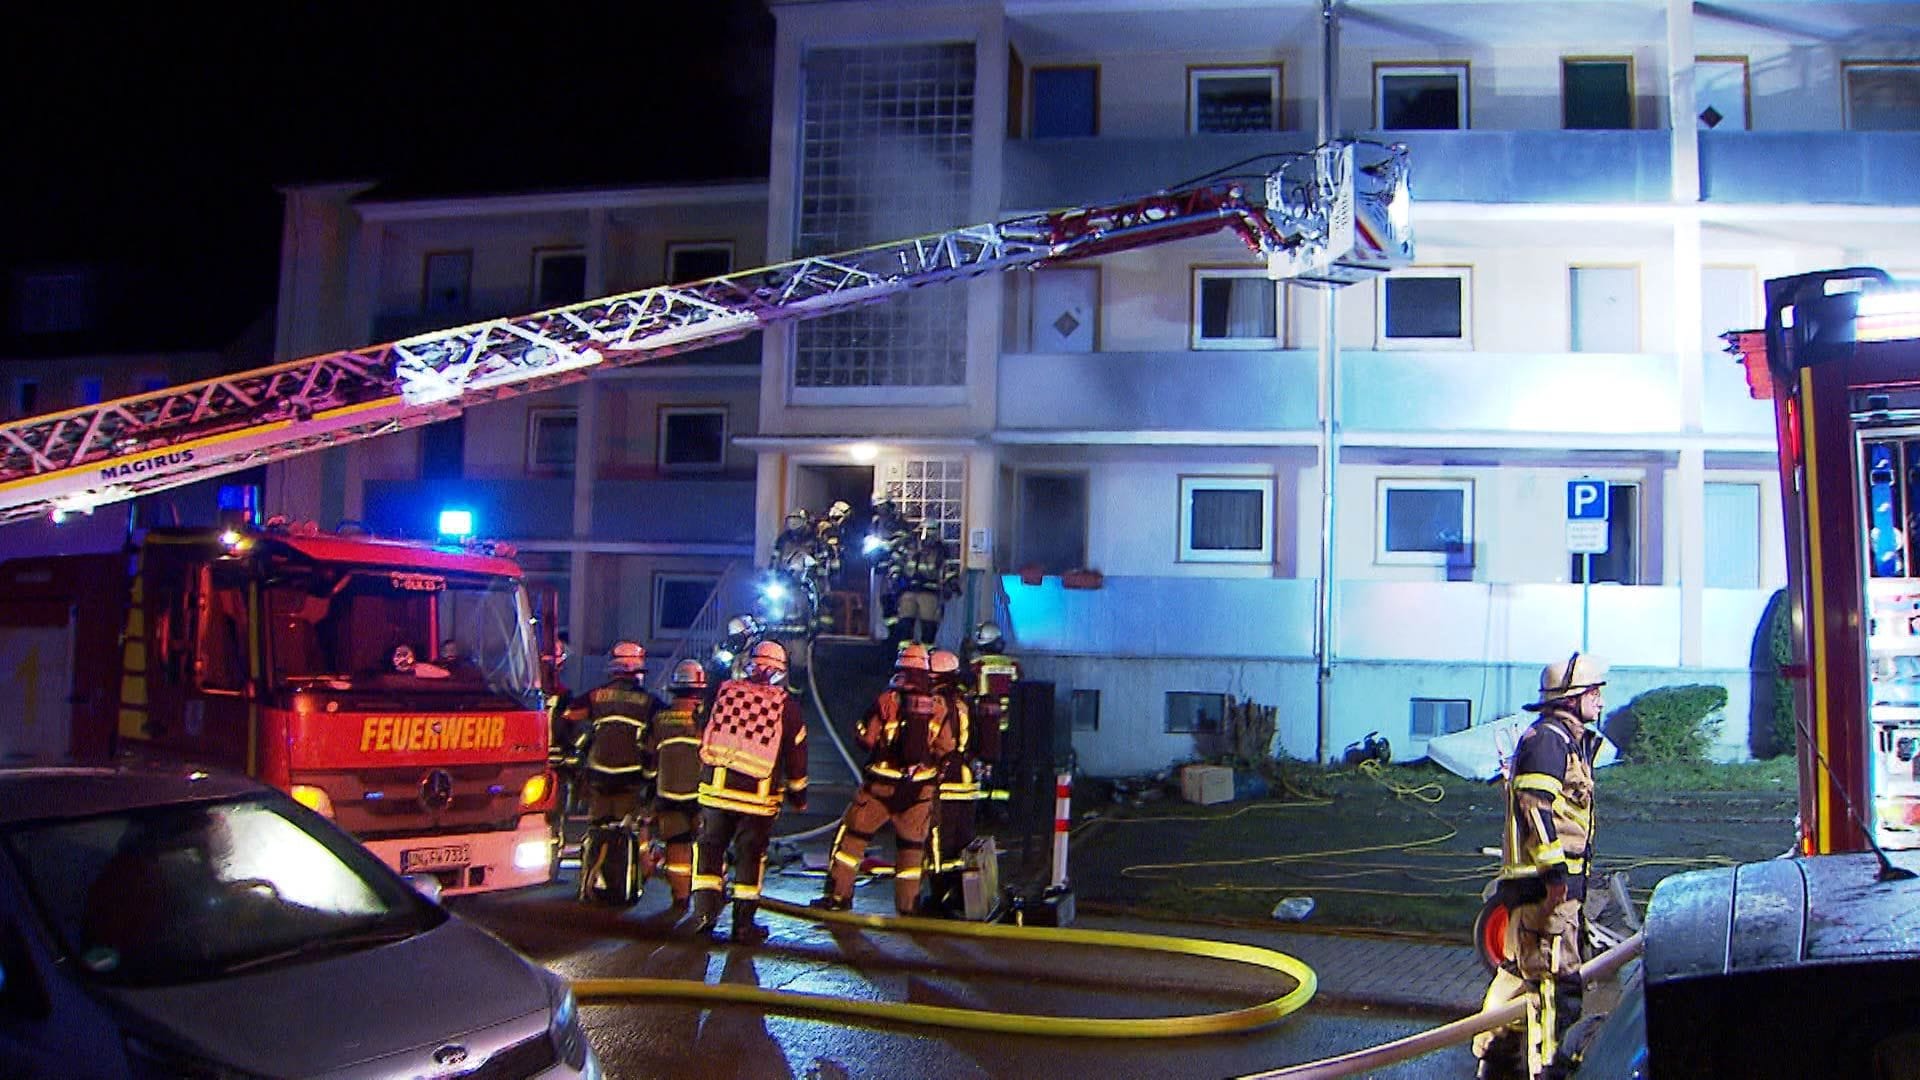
[826, 777, 934, 913]
[690, 807, 776, 911]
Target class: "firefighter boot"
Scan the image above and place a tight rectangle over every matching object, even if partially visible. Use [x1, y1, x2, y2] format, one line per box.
[673, 889, 723, 938]
[732, 900, 770, 945]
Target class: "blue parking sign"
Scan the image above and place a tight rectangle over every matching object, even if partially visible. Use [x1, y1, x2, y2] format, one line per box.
[1567, 480, 1609, 521]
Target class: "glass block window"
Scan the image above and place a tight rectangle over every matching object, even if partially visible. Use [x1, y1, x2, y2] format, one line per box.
[883, 456, 967, 550]
[794, 43, 975, 390]
[1411, 698, 1471, 738]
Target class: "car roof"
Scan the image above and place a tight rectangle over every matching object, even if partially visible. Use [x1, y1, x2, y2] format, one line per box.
[0, 765, 271, 827]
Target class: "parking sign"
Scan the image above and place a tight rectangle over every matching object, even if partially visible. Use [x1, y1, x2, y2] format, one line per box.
[1567, 480, 1609, 554]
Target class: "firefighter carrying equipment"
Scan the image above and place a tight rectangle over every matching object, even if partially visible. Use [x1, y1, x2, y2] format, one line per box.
[572, 898, 1318, 1038]
[682, 671, 807, 939]
[701, 680, 793, 781]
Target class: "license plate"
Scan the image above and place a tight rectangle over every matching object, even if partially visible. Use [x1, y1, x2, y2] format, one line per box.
[401, 844, 471, 873]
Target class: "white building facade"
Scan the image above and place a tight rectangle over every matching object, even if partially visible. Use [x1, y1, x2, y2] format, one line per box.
[752, 0, 1920, 771]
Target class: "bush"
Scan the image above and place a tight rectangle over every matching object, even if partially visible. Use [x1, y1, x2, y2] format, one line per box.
[1624, 684, 1728, 764]
[1764, 589, 1798, 759]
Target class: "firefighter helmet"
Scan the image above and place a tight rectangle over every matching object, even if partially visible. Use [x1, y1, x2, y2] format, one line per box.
[785, 508, 810, 530]
[929, 649, 960, 678]
[973, 622, 1005, 653]
[1523, 652, 1608, 711]
[826, 500, 851, 524]
[748, 640, 788, 681]
[895, 643, 931, 672]
[670, 659, 708, 692]
[607, 641, 647, 675]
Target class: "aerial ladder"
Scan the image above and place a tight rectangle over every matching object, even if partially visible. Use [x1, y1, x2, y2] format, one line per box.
[0, 140, 1410, 527]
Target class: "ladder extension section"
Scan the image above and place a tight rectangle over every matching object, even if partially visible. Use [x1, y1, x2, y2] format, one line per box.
[0, 141, 1408, 526]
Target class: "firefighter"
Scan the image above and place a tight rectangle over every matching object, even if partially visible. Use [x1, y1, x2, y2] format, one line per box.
[926, 647, 992, 915]
[575, 642, 663, 902]
[891, 523, 955, 645]
[814, 644, 956, 915]
[1473, 653, 1607, 1080]
[967, 622, 1022, 753]
[769, 508, 823, 633]
[870, 496, 913, 633]
[649, 659, 711, 914]
[816, 500, 852, 580]
[675, 640, 808, 943]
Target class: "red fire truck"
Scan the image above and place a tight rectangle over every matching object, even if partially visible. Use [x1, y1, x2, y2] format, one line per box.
[1733, 267, 1920, 856]
[0, 522, 559, 895]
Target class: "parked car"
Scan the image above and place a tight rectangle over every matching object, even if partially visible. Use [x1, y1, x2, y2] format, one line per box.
[0, 765, 599, 1079]
[1571, 849, 1920, 1078]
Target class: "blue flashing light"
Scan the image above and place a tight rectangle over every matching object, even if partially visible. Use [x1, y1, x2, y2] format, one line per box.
[438, 508, 475, 538]
[363, 791, 384, 801]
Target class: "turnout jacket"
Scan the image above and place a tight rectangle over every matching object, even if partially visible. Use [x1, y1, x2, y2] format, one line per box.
[1501, 709, 1601, 884]
[579, 678, 662, 784]
[696, 680, 808, 817]
[649, 691, 708, 803]
[858, 676, 958, 783]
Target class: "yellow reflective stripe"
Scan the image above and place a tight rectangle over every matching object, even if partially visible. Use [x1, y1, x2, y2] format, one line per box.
[664, 862, 693, 874]
[692, 874, 724, 892]
[732, 882, 762, 900]
[869, 765, 904, 779]
[795, 726, 807, 744]
[833, 850, 863, 869]
[1553, 798, 1592, 829]
[1565, 857, 1586, 874]
[658, 737, 702, 749]
[788, 778, 809, 792]
[1531, 842, 1566, 865]
[593, 716, 648, 728]
[588, 763, 648, 775]
[895, 867, 922, 881]
[1512, 773, 1563, 796]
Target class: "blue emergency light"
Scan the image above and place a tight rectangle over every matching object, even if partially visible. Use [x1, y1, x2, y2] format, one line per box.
[438, 509, 475, 538]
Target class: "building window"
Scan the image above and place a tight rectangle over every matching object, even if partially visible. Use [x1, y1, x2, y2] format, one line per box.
[1189, 66, 1280, 133]
[1563, 57, 1634, 129]
[14, 271, 93, 335]
[1845, 62, 1920, 131]
[1694, 56, 1750, 130]
[666, 242, 734, 285]
[1030, 267, 1098, 353]
[884, 457, 966, 550]
[659, 407, 727, 471]
[422, 251, 473, 316]
[794, 43, 974, 392]
[1192, 268, 1281, 349]
[1166, 692, 1225, 735]
[1376, 478, 1474, 567]
[1179, 476, 1273, 564]
[653, 574, 720, 638]
[1571, 482, 1639, 585]
[1570, 266, 1640, 353]
[1016, 472, 1088, 576]
[1378, 267, 1471, 349]
[14, 379, 39, 418]
[1375, 64, 1468, 130]
[1705, 482, 1762, 589]
[1032, 65, 1098, 138]
[1411, 698, 1471, 739]
[77, 376, 103, 406]
[1071, 689, 1100, 732]
[420, 416, 465, 482]
[532, 248, 587, 307]
[526, 408, 578, 472]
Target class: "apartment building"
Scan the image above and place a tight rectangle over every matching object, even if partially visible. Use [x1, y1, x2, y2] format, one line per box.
[270, 181, 771, 688]
[753, 0, 1920, 772]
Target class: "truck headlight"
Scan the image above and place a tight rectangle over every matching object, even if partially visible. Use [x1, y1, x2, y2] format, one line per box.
[520, 771, 552, 808]
[289, 785, 334, 819]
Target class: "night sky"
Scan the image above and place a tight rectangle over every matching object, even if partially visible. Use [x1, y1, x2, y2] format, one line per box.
[2, 3, 775, 351]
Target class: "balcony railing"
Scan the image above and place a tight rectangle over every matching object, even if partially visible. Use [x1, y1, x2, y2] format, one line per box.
[1700, 131, 1920, 205]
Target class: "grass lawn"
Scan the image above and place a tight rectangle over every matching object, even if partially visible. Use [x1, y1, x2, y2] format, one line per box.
[1063, 757, 1798, 937]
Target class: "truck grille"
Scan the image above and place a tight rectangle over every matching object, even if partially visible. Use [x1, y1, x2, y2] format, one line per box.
[304, 764, 540, 839]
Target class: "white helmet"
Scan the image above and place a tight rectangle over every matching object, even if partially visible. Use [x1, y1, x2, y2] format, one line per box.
[607, 641, 647, 675]
[1524, 652, 1607, 711]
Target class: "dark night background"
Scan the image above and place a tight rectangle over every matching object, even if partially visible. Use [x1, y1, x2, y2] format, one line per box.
[0, 3, 776, 353]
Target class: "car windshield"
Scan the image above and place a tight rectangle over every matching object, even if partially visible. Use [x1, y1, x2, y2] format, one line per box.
[266, 569, 540, 707]
[1, 795, 442, 987]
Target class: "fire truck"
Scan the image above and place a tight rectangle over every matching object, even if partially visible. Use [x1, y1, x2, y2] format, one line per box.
[1728, 267, 1920, 856]
[0, 139, 1407, 890]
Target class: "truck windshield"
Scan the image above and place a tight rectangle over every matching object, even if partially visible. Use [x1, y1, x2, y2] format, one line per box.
[266, 570, 540, 707]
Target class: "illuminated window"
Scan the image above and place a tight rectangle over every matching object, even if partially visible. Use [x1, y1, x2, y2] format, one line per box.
[1376, 64, 1468, 130]
[1180, 476, 1274, 564]
[1190, 66, 1280, 133]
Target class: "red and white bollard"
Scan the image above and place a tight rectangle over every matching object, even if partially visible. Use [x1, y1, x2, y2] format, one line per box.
[1051, 771, 1072, 889]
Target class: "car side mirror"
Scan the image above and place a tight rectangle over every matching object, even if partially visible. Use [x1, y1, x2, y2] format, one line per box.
[402, 874, 443, 905]
[0, 921, 51, 1020]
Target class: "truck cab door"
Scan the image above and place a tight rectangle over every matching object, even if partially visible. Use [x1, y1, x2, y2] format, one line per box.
[188, 566, 257, 774]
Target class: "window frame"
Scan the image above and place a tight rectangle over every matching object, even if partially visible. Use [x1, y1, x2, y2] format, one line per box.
[525, 407, 578, 473]
[1187, 64, 1282, 134]
[1376, 265, 1473, 350]
[1191, 266, 1283, 350]
[1694, 55, 1751, 131]
[1570, 480, 1641, 585]
[1165, 691, 1226, 735]
[1178, 474, 1275, 565]
[1071, 688, 1101, 732]
[1843, 60, 1920, 131]
[1568, 263, 1643, 353]
[1375, 477, 1475, 567]
[421, 250, 474, 316]
[657, 405, 729, 473]
[1373, 62, 1470, 130]
[530, 246, 588, 308]
[1015, 469, 1090, 576]
[1410, 697, 1472, 740]
[1029, 63, 1101, 138]
[651, 572, 721, 639]
[664, 241, 735, 286]
[1561, 55, 1637, 130]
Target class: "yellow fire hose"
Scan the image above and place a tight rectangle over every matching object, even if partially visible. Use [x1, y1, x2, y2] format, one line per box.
[569, 898, 1318, 1038]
